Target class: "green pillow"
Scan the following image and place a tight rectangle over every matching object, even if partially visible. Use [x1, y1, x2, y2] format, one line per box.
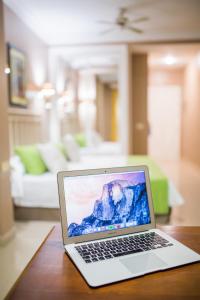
[74, 133, 87, 148]
[15, 145, 47, 175]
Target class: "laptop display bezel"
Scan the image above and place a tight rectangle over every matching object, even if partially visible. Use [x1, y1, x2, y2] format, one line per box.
[57, 165, 156, 245]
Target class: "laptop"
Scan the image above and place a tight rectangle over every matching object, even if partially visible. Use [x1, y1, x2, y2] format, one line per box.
[57, 165, 200, 287]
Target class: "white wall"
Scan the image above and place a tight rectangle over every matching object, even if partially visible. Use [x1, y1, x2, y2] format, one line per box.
[148, 85, 182, 161]
[182, 56, 200, 167]
[48, 54, 68, 142]
[4, 4, 48, 87]
[4, 3, 50, 143]
[118, 45, 130, 155]
[48, 44, 131, 153]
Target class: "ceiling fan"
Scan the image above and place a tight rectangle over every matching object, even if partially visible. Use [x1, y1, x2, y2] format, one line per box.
[98, 7, 149, 35]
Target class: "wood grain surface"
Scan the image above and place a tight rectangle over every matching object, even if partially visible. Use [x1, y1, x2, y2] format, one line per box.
[7, 225, 200, 300]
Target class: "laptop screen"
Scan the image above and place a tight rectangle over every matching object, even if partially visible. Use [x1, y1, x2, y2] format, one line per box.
[64, 170, 151, 237]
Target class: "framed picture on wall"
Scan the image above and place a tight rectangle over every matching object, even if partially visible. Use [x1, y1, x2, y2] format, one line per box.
[7, 44, 27, 107]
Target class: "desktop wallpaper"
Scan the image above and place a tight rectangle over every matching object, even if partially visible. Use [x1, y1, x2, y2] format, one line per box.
[64, 171, 151, 237]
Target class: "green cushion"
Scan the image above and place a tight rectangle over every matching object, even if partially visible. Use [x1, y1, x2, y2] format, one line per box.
[74, 133, 87, 148]
[15, 145, 47, 175]
[127, 155, 169, 215]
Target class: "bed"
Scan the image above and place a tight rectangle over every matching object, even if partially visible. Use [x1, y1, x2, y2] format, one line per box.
[11, 154, 184, 221]
[8, 111, 184, 222]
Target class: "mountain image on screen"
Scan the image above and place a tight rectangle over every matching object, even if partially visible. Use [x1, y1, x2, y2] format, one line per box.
[68, 179, 151, 237]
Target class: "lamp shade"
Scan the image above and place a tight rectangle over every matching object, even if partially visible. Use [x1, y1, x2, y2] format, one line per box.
[41, 82, 55, 98]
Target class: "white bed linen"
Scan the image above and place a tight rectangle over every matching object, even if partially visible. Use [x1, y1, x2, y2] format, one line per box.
[80, 142, 121, 156]
[14, 172, 59, 208]
[13, 155, 126, 208]
[12, 155, 184, 209]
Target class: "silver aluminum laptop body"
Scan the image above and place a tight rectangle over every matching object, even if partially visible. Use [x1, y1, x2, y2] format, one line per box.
[57, 166, 200, 287]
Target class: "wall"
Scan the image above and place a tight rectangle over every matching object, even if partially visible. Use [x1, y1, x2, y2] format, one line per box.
[77, 71, 96, 135]
[149, 67, 184, 86]
[104, 84, 112, 140]
[182, 56, 200, 167]
[48, 52, 80, 141]
[0, 3, 48, 241]
[111, 89, 118, 141]
[148, 85, 182, 161]
[60, 68, 80, 138]
[96, 78, 104, 137]
[130, 53, 148, 154]
[118, 45, 131, 154]
[96, 79, 112, 141]
[4, 4, 48, 88]
[148, 67, 184, 161]
[4, 4, 49, 144]
[0, 0, 14, 243]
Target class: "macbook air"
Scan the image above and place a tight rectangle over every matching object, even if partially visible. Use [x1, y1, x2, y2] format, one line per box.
[57, 166, 200, 287]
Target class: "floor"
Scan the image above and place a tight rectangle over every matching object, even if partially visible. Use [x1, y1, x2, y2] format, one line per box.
[0, 159, 199, 299]
[0, 221, 55, 300]
[158, 159, 200, 226]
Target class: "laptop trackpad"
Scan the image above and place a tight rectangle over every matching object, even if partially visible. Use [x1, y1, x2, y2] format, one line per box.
[120, 253, 167, 274]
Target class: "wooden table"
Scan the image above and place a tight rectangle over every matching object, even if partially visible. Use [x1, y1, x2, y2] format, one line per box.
[8, 225, 200, 300]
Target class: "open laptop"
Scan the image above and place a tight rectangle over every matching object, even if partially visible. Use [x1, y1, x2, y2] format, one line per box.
[57, 166, 200, 287]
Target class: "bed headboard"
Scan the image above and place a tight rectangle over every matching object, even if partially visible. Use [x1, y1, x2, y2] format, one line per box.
[8, 108, 45, 154]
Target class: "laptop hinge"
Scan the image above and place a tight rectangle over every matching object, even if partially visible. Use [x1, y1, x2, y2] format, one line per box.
[74, 229, 150, 244]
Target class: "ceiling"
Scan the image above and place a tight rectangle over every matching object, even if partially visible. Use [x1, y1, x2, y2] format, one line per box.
[48, 45, 122, 82]
[4, 0, 200, 46]
[49, 43, 200, 72]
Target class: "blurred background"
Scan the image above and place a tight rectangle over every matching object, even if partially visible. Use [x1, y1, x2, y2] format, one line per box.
[0, 0, 200, 298]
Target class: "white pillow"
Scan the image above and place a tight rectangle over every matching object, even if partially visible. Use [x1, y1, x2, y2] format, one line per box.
[63, 134, 80, 162]
[37, 143, 68, 173]
[85, 130, 103, 147]
[10, 155, 25, 174]
[91, 130, 103, 146]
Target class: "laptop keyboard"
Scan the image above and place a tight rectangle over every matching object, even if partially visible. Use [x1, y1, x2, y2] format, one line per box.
[75, 232, 173, 263]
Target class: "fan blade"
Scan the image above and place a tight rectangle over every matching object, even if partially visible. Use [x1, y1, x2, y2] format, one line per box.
[97, 20, 115, 25]
[99, 27, 115, 35]
[127, 26, 143, 34]
[119, 7, 127, 17]
[130, 16, 149, 23]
